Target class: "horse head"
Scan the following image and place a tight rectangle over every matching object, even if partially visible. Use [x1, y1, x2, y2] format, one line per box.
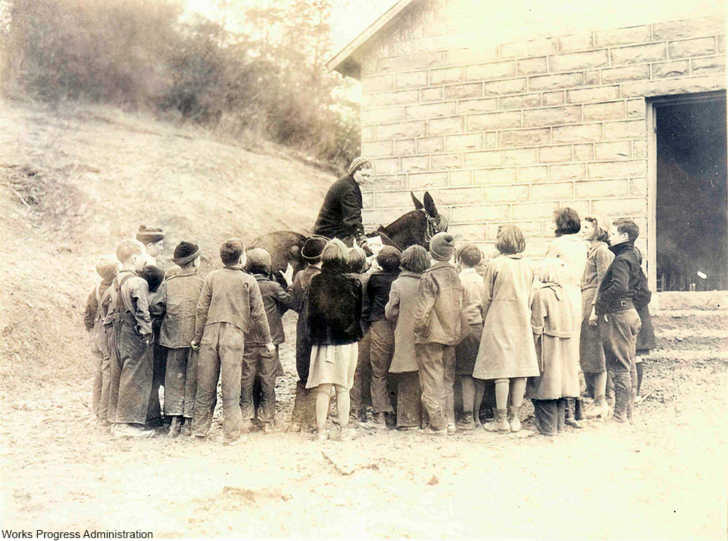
[411, 191, 448, 241]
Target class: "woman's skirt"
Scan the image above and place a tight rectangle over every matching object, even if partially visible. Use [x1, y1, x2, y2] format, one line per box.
[305, 342, 358, 390]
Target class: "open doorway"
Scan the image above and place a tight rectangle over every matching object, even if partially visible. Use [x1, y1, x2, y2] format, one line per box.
[654, 92, 727, 291]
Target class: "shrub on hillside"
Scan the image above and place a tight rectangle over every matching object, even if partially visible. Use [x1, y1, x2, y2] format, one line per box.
[4, 0, 359, 172]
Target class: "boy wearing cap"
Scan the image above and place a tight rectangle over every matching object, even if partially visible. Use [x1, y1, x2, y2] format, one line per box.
[156, 242, 203, 437]
[191, 239, 273, 444]
[241, 248, 295, 433]
[106, 239, 156, 438]
[287, 235, 326, 432]
[413, 233, 466, 435]
[84, 256, 118, 425]
[136, 226, 165, 267]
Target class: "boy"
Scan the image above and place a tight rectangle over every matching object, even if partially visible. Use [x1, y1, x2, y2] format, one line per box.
[84, 255, 118, 425]
[157, 241, 203, 437]
[191, 239, 273, 444]
[455, 244, 485, 430]
[413, 233, 466, 435]
[241, 248, 295, 433]
[136, 226, 165, 267]
[595, 219, 643, 423]
[287, 236, 327, 432]
[106, 239, 156, 438]
[366, 245, 401, 428]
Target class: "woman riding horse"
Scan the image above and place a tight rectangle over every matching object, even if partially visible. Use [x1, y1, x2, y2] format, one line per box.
[312, 156, 374, 256]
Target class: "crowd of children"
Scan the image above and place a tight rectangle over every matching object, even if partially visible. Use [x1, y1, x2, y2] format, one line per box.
[85, 207, 653, 443]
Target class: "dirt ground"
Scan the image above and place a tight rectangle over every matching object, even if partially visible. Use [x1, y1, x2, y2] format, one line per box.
[1, 99, 727, 539]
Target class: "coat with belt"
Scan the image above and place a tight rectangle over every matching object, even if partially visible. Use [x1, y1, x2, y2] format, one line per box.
[385, 271, 421, 372]
[312, 175, 365, 243]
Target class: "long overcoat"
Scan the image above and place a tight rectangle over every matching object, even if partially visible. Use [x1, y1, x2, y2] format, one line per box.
[472, 255, 539, 380]
[385, 271, 421, 373]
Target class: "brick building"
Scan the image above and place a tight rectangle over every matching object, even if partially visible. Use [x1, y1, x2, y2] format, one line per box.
[328, 0, 727, 291]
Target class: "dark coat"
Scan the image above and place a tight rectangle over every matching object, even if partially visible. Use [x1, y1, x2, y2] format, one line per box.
[366, 270, 400, 323]
[307, 262, 363, 346]
[312, 175, 365, 243]
[247, 273, 295, 346]
[595, 242, 641, 315]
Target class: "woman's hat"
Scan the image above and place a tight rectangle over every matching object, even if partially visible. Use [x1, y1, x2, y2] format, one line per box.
[172, 241, 199, 266]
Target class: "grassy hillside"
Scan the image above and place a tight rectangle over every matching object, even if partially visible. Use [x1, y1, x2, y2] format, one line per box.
[0, 98, 334, 391]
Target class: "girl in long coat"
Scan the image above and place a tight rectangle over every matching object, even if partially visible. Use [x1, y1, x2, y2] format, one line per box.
[527, 258, 581, 436]
[306, 239, 363, 441]
[385, 245, 430, 430]
[579, 217, 614, 419]
[545, 207, 588, 426]
[473, 225, 538, 433]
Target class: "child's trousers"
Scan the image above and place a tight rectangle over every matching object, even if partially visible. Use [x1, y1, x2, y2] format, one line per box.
[600, 309, 641, 422]
[91, 351, 111, 422]
[193, 322, 244, 441]
[391, 371, 422, 429]
[532, 398, 566, 435]
[164, 347, 197, 419]
[113, 314, 153, 425]
[369, 320, 395, 414]
[241, 344, 277, 426]
[415, 343, 456, 431]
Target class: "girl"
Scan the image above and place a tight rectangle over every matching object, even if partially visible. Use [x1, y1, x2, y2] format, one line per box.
[473, 225, 539, 432]
[528, 258, 581, 436]
[579, 216, 614, 419]
[385, 245, 430, 430]
[306, 239, 363, 441]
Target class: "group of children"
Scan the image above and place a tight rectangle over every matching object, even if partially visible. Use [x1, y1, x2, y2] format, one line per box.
[85, 209, 652, 443]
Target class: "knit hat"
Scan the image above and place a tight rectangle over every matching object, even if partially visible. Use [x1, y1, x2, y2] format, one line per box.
[141, 265, 165, 293]
[301, 235, 327, 261]
[429, 232, 455, 262]
[95, 255, 118, 282]
[246, 248, 272, 273]
[136, 225, 165, 244]
[172, 241, 199, 266]
[347, 156, 372, 177]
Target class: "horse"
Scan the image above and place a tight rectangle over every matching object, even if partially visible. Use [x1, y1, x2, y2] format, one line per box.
[249, 191, 448, 280]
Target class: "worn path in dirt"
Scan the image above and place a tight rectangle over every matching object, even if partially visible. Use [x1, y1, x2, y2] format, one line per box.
[2, 315, 726, 540]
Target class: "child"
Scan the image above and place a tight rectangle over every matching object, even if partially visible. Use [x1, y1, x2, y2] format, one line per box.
[136, 226, 165, 267]
[140, 264, 166, 427]
[527, 258, 581, 436]
[241, 248, 295, 433]
[306, 239, 363, 441]
[473, 226, 539, 433]
[455, 244, 486, 430]
[366, 245, 401, 428]
[191, 239, 273, 444]
[385, 244, 429, 430]
[347, 246, 373, 423]
[287, 236, 327, 432]
[595, 219, 643, 423]
[106, 239, 156, 438]
[634, 247, 655, 404]
[157, 241, 203, 438]
[413, 233, 465, 435]
[84, 255, 118, 425]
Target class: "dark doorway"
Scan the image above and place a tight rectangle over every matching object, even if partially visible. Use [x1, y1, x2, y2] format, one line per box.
[656, 93, 727, 291]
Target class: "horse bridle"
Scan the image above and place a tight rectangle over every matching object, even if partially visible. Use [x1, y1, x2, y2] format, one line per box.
[423, 210, 447, 245]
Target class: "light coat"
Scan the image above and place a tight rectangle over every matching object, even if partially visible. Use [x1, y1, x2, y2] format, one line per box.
[385, 271, 421, 373]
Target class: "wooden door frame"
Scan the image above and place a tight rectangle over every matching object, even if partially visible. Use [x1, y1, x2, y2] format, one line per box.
[646, 90, 726, 297]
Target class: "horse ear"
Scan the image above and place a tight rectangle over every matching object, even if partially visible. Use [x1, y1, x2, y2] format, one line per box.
[411, 192, 424, 210]
[423, 191, 438, 217]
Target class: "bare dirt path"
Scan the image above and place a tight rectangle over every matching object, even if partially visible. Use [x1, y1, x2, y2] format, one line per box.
[2, 324, 726, 540]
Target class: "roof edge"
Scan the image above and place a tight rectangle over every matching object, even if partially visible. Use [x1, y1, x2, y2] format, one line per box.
[326, 0, 418, 79]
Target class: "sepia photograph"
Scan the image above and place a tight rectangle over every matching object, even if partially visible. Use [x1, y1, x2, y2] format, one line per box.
[0, 0, 726, 538]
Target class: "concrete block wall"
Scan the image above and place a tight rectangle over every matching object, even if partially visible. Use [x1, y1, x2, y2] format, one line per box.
[357, 2, 725, 257]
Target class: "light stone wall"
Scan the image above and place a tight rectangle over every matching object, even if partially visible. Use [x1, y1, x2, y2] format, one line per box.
[357, 0, 725, 257]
